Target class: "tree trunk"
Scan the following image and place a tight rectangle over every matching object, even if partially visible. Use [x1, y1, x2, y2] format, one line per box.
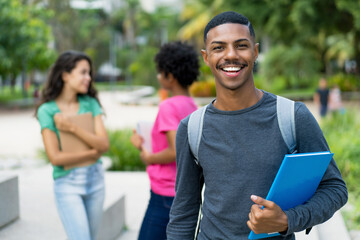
[21, 58, 27, 98]
[10, 75, 16, 94]
[354, 30, 360, 76]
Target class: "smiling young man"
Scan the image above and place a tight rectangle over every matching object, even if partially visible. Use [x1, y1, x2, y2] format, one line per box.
[166, 11, 348, 240]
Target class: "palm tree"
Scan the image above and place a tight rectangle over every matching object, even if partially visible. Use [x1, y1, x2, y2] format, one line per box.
[178, 0, 227, 47]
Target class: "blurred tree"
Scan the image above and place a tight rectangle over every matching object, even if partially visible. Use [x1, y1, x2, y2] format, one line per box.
[336, 0, 360, 75]
[187, 0, 360, 89]
[0, 0, 55, 96]
[109, 0, 140, 51]
[261, 44, 320, 89]
[325, 33, 355, 74]
[223, 0, 354, 75]
[34, 0, 112, 70]
[75, 8, 111, 70]
[178, 0, 229, 48]
[136, 6, 181, 46]
[126, 6, 182, 87]
[110, 3, 182, 88]
[34, 0, 76, 52]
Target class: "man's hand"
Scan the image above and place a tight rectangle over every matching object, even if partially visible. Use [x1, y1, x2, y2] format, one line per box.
[247, 195, 288, 234]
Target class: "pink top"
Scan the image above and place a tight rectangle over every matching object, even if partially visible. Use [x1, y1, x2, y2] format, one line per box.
[147, 95, 197, 197]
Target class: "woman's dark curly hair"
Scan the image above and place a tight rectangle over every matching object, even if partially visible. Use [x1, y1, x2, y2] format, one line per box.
[35, 50, 100, 116]
[154, 41, 200, 88]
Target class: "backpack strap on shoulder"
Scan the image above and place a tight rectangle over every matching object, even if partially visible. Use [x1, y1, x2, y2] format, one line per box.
[187, 104, 209, 239]
[277, 95, 297, 154]
[188, 104, 208, 165]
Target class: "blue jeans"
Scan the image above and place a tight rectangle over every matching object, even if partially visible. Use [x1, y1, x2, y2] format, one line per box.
[320, 105, 328, 117]
[138, 190, 174, 240]
[54, 162, 105, 240]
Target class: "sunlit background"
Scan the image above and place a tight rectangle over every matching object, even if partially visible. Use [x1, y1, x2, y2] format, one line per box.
[0, 0, 359, 239]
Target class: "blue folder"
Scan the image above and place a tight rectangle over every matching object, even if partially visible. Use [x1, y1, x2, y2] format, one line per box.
[248, 151, 334, 239]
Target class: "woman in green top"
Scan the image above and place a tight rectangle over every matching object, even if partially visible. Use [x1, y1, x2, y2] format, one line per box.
[35, 50, 109, 240]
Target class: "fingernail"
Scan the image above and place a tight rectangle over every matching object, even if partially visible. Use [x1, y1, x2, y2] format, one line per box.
[251, 195, 258, 200]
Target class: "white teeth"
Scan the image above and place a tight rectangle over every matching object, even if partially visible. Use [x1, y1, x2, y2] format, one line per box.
[222, 67, 241, 72]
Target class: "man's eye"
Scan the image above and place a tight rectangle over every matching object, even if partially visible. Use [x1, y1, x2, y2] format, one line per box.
[237, 44, 248, 48]
[213, 46, 223, 50]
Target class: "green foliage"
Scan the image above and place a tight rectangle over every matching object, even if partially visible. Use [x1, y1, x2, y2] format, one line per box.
[181, 0, 360, 83]
[128, 46, 158, 87]
[38, 0, 111, 69]
[37, 148, 49, 163]
[104, 129, 145, 171]
[110, 5, 183, 88]
[260, 44, 321, 90]
[321, 109, 360, 229]
[253, 74, 267, 90]
[199, 61, 212, 78]
[343, 193, 360, 230]
[0, 86, 30, 102]
[327, 73, 360, 91]
[0, 0, 55, 77]
[135, 6, 182, 45]
[189, 79, 216, 97]
[336, 0, 360, 30]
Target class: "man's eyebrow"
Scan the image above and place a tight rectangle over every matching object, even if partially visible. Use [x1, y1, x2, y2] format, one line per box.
[210, 38, 250, 45]
[210, 41, 226, 45]
[234, 38, 250, 43]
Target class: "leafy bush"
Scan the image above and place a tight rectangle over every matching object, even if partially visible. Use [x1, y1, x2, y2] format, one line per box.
[321, 109, 360, 229]
[260, 44, 320, 90]
[128, 46, 158, 88]
[189, 78, 216, 97]
[104, 129, 145, 171]
[0, 85, 35, 103]
[327, 73, 360, 92]
[253, 73, 268, 91]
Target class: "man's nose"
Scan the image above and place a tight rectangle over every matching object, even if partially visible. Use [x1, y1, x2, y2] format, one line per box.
[224, 46, 238, 60]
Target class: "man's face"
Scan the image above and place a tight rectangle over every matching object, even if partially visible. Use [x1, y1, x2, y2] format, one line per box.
[201, 23, 259, 92]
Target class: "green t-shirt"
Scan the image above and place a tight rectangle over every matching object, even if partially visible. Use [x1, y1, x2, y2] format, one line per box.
[37, 95, 103, 179]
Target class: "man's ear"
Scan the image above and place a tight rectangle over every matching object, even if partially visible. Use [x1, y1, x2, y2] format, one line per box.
[201, 49, 209, 66]
[254, 43, 259, 61]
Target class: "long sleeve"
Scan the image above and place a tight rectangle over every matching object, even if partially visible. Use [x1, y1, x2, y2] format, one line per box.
[166, 120, 203, 240]
[284, 103, 348, 234]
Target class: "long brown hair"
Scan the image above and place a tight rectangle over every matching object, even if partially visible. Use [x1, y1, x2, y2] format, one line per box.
[35, 50, 101, 116]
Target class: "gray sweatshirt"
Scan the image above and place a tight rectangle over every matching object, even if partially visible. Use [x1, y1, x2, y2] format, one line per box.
[167, 91, 347, 240]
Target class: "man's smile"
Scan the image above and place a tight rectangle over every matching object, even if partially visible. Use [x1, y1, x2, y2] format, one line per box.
[216, 62, 248, 77]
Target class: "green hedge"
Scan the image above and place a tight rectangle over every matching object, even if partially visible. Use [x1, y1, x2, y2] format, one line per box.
[0, 85, 35, 103]
[327, 73, 360, 92]
[104, 129, 145, 171]
[321, 109, 360, 230]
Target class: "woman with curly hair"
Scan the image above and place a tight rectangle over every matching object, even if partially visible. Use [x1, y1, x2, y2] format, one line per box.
[35, 50, 109, 240]
[130, 41, 200, 240]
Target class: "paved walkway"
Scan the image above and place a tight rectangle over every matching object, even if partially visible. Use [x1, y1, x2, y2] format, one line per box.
[0, 91, 353, 239]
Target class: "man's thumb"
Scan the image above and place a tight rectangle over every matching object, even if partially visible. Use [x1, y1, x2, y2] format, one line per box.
[251, 195, 273, 208]
[251, 195, 266, 204]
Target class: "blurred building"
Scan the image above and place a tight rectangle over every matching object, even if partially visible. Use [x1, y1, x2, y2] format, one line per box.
[141, 0, 182, 12]
[70, 0, 181, 13]
[70, 0, 122, 13]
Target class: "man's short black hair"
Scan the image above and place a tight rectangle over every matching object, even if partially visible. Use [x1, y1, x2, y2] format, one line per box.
[155, 41, 199, 88]
[204, 11, 255, 43]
